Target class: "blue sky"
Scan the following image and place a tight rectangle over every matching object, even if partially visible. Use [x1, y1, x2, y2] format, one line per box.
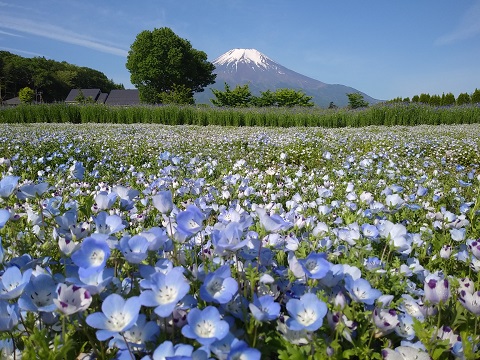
[1, 0, 479, 101]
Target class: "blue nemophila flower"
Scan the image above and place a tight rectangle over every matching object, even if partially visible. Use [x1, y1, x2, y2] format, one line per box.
[344, 276, 382, 305]
[94, 191, 118, 211]
[382, 346, 430, 360]
[71, 234, 111, 272]
[147, 340, 194, 360]
[86, 293, 141, 340]
[0, 176, 19, 198]
[256, 207, 292, 233]
[200, 265, 238, 304]
[0, 301, 19, 331]
[70, 161, 85, 180]
[108, 314, 160, 352]
[176, 205, 205, 240]
[449, 228, 466, 242]
[286, 292, 328, 331]
[140, 267, 190, 317]
[249, 294, 280, 322]
[298, 252, 331, 279]
[118, 234, 150, 264]
[93, 211, 125, 236]
[0, 267, 33, 300]
[53, 283, 92, 315]
[16, 182, 49, 200]
[0, 209, 10, 229]
[227, 339, 261, 360]
[211, 222, 249, 256]
[181, 306, 230, 345]
[18, 272, 57, 312]
[423, 272, 450, 305]
[152, 190, 174, 214]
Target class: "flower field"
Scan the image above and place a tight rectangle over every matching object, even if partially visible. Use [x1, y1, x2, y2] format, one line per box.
[0, 123, 479, 359]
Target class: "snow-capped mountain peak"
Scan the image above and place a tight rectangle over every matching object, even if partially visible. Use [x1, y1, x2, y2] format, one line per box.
[213, 48, 276, 70]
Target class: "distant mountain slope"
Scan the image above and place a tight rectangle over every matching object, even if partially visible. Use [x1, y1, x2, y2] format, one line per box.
[195, 48, 381, 107]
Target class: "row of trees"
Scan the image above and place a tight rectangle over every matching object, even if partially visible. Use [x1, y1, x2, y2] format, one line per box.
[389, 89, 480, 106]
[210, 83, 314, 107]
[0, 51, 123, 103]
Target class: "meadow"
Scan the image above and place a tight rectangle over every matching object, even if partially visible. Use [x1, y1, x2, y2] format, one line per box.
[1, 102, 480, 127]
[0, 122, 479, 359]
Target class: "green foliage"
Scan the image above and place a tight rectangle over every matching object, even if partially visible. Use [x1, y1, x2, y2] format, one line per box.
[472, 88, 480, 103]
[159, 84, 195, 105]
[211, 84, 313, 107]
[18, 86, 35, 103]
[211, 83, 253, 107]
[21, 326, 77, 360]
[126, 27, 216, 104]
[419, 93, 431, 104]
[441, 92, 455, 106]
[457, 92, 471, 105]
[0, 50, 122, 102]
[346, 92, 369, 109]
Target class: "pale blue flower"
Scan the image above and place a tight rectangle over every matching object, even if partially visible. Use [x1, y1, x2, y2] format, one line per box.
[0, 176, 19, 198]
[152, 190, 174, 214]
[148, 340, 194, 360]
[118, 234, 150, 264]
[0, 209, 10, 229]
[93, 211, 125, 235]
[0, 301, 19, 331]
[70, 161, 85, 180]
[0, 267, 33, 300]
[298, 252, 331, 279]
[108, 314, 160, 352]
[140, 267, 190, 317]
[344, 276, 382, 305]
[71, 234, 111, 272]
[176, 205, 205, 240]
[181, 306, 230, 345]
[227, 339, 261, 360]
[249, 294, 280, 322]
[256, 207, 292, 233]
[18, 273, 57, 312]
[286, 292, 327, 331]
[86, 293, 141, 340]
[200, 265, 238, 304]
[16, 182, 49, 200]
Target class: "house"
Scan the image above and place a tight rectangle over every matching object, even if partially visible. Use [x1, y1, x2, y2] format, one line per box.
[64, 88, 140, 106]
[2, 97, 21, 106]
[104, 89, 140, 106]
[65, 89, 102, 104]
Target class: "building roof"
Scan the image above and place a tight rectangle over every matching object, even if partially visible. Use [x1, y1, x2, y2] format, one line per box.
[96, 93, 109, 104]
[104, 89, 140, 106]
[3, 97, 21, 105]
[65, 89, 101, 103]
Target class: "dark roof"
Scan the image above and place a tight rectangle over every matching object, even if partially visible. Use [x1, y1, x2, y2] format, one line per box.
[3, 97, 21, 105]
[65, 89, 101, 103]
[96, 93, 109, 104]
[104, 89, 140, 106]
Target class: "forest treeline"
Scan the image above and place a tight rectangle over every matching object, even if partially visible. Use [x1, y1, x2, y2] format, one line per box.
[0, 51, 123, 103]
[388, 89, 480, 107]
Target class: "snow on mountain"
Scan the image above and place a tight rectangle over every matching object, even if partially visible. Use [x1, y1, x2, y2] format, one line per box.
[213, 48, 279, 71]
[195, 48, 381, 107]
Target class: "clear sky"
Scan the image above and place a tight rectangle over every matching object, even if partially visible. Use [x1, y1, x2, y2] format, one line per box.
[1, 0, 479, 101]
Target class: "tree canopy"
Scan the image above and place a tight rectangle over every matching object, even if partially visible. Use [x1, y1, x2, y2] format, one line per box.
[0, 51, 123, 103]
[211, 83, 314, 107]
[126, 27, 216, 104]
[347, 92, 369, 109]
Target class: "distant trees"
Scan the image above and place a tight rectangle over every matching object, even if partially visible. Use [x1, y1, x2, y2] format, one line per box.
[389, 89, 480, 106]
[211, 83, 314, 107]
[0, 51, 123, 102]
[18, 87, 34, 104]
[126, 27, 216, 104]
[347, 92, 369, 109]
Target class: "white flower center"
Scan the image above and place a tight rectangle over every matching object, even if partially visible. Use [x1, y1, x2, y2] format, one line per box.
[296, 307, 317, 326]
[305, 259, 319, 272]
[195, 319, 215, 337]
[89, 250, 105, 266]
[207, 279, 224, 295]
[107, 312, 129, 331]
[156, 285, 178, 304]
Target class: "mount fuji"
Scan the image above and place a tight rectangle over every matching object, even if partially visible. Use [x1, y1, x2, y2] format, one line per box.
[195, 48, 381, 107]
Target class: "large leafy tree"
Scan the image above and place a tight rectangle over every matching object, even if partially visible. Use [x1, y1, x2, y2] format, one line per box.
[347, 92, 369, 109]
[211, 83, 253, 107]
[126, 27, 216, 104]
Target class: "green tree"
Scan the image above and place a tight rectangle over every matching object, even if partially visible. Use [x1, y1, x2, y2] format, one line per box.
[255, 89, 276, 107]
[211, 83, 253, 107]
[441, 92, 455, 106]
[471, 88, 480, 104]
[274, 88, 314, 107]
[126, 27, 216, 104]
[18, 86, 35, 104]
[159, 84, 194, 105]
[347, 92, 369, 109]
[328, 101, 338, 109]
[411, 95, 420, 102]
[418, 93, 430, 104]
[456, 92, 471, 106]
[429, 94, 441, 106]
